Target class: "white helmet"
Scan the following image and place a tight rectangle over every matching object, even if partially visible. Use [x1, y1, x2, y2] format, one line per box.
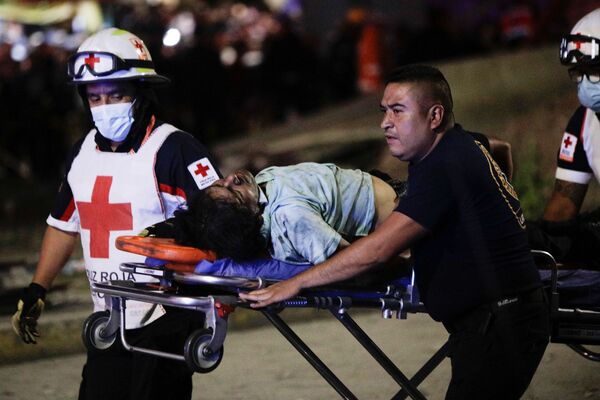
[560, 8, 600, 67]
[67, 27, 169, 85]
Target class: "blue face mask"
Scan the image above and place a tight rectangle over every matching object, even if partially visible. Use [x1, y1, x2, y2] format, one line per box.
[91, 101, 135, 143]
[577, 78, 600, 112]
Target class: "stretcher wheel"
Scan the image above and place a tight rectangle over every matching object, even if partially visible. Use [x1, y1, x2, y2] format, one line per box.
[184, 328, 224, 373]
[82, 311, 116, 351]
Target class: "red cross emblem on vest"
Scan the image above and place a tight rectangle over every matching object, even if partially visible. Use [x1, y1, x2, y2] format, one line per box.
[194, 162, 211, 177]
[77, 176, 133, 259]
[563, 136, 573, 149]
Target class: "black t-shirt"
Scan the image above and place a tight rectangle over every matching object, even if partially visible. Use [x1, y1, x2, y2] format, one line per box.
[395, 125, 541, 322]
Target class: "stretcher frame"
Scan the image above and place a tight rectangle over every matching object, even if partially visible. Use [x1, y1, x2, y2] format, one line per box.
[84, 238, 600, 400]
[533, 251, 600, 362]
[89, 264, 436, 400]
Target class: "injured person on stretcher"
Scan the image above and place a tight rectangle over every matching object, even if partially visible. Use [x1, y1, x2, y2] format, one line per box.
[161, 133, 499, 281]
[141, 162, 409, 282]
[176, 162, 402, 263]
[145, 147, 600, 313]
[144, 128, 508, 282]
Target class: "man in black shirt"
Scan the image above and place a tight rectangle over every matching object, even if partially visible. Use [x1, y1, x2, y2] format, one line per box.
[241, 64, 549, 399]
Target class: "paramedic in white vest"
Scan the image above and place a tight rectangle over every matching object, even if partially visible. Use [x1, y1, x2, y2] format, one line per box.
[528, 9, 600, 267]
[11, 28, 221, 399]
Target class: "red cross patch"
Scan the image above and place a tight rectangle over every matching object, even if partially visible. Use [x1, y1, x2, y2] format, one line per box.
[77, 176, 133, 258]
[194, 162, 211, 177]
[187, 157, 219, 189]
[559, 132, 577, 163]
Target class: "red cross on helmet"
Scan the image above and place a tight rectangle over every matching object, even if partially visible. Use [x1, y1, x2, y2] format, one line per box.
[67, 27, 169, 85]
[560, 8, 600, 67]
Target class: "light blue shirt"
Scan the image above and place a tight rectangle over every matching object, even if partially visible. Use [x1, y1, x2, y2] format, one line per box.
[256, 162, 376, 264]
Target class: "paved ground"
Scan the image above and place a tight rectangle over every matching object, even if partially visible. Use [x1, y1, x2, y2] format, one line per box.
[1, 311, 598, 400]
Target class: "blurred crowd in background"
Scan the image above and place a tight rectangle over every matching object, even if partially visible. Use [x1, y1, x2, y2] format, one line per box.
[0, 0, 598, 185]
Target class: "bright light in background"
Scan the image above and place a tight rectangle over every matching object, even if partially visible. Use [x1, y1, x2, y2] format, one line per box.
[264, 0, 302, 18]
[5, 22, 24, 44]
[163, 28, 181, 47]
[241, 50, 263, 67]
[29, 31, 45, 47]
[64, 32, 86, 51]
[231, 3, 249, 21]
[172, 11, 196, 37]
[45, 28, 67, 47]
[10, 42, 28, 62]
[72, 1, 103, 33]
[220, 46, 237, 66]
[263, 0, 286, 11]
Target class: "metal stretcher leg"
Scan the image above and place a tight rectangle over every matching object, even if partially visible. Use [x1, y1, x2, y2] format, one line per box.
[567, 344, 600, 362]
[261, 310, 359, 400]
[391, 341, 450, 400]
[331, 309, 427, 400]
[117, 297, 186, 362]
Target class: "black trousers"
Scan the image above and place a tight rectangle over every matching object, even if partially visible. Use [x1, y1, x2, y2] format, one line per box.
[443, 288, 550, 400]
[78, 307, 204, 400]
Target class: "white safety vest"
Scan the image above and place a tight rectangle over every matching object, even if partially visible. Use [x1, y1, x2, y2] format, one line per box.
[69, 124, 177, 329]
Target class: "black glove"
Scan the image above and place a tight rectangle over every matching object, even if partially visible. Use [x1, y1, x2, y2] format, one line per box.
[138, 217, 177, 238]
[12, 283, 46, 344]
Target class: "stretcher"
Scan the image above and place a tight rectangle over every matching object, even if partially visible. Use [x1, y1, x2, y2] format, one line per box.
[83, 237, 600, 400]
[534, 251, 600, 362]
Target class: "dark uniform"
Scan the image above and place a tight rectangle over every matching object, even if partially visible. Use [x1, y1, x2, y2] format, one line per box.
[396, 124, 549, 400]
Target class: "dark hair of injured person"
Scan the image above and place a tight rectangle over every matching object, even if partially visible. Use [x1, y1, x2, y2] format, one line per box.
[173, 190, 267, 260]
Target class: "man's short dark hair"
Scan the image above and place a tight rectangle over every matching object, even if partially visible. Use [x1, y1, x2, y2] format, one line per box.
[385, 64, 454, 130]
[174, 190, 267, 260]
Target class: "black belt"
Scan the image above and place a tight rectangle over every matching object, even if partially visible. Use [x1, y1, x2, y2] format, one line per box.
[444, 287, 546, 334]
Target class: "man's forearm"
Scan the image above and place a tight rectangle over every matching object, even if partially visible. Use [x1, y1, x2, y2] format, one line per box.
[240, 212, 426, 308]
[295, 213, 424, 290]
[542, 179, 587, 221]
[32, 226, 78, 289]
[294, 235, 386, 290]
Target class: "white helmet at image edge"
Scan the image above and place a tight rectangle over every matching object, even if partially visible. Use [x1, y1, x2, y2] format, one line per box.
[560, 8, 600, 66]
[67, 27, 169, 85]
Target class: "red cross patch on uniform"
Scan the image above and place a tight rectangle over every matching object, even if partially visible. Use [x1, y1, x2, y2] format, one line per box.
[559, 132, 577, 162]
[187, 157, 219, 189]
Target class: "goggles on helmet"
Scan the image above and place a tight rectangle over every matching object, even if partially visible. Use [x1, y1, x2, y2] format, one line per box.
[67, 51, 155, 79]
[560, 34, 600, 66]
